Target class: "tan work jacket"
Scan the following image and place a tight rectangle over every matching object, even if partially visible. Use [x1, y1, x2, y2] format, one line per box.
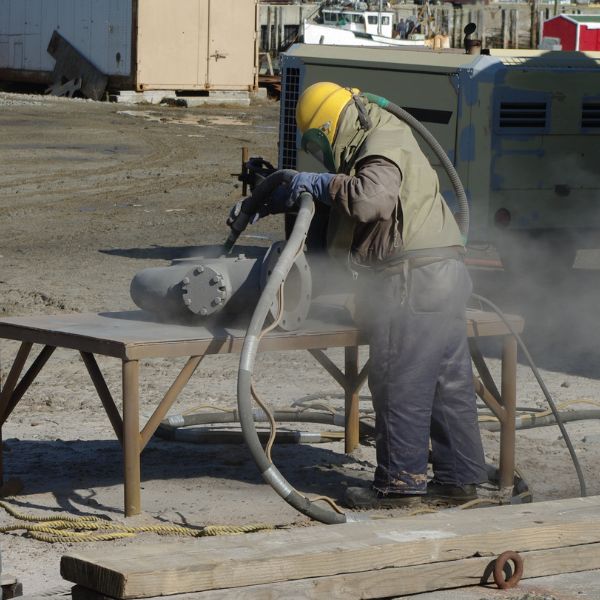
[326, 99, 463, 269]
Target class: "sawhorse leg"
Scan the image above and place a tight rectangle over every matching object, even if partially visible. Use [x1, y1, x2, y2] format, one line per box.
[500, 335, 517, 489]
[472, 335, 517, 490]
[308, 347, 369, 454]
[122, 359, 141, 517]
[120, 355, 204, 517]
[344, 347, 360, 453]
[0, 343, 55, 484]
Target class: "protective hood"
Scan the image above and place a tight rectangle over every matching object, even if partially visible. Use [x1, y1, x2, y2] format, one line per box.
[332, 97, 393, 174]
[300, 128, 336, 173]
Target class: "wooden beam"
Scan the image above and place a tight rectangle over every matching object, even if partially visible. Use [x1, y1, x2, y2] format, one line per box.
[61, 496, 600, 599]
[70, 542, 600, 600]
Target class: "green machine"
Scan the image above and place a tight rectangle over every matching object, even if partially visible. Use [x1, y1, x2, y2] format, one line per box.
[278, 44, 600, 272]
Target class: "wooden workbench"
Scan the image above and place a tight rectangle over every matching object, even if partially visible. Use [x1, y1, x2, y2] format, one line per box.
[0, 308, 523, 517]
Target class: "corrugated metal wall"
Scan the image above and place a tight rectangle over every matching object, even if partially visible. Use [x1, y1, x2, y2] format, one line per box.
[0, 0, 132, 75]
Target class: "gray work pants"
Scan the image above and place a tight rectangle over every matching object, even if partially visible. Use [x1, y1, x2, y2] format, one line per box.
[364, 258, 487, 494]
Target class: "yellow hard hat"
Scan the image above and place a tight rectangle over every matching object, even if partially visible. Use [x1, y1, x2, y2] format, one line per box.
[295, 82, 359, 145]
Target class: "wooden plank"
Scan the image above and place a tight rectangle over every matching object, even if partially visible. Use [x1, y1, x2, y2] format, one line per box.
[61, 496, 600, 599]
[70, 543, 600, 600]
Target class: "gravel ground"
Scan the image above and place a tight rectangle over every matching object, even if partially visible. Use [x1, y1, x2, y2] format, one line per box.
[1, 91, 599, 597]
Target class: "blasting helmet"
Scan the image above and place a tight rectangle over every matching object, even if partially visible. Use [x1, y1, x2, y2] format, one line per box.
[295, 82, 359, 145]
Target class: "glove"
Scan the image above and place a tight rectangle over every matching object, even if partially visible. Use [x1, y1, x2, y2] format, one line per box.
[258, 184, 293, 217]
[288, 172, 334, 206]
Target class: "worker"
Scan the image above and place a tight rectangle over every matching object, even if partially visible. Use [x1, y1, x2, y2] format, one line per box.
[396, 18, 407, 39]
[285, 82, 487, 509]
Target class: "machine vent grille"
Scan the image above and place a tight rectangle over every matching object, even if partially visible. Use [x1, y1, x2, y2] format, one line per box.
[281, 67, 300, 169]
[582, 102, 600, 128]
[498, 102, 547, 128]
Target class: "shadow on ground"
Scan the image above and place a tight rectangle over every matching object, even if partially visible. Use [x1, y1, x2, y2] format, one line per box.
[2, 436, 372, 512]
[100, 244, 270, 261]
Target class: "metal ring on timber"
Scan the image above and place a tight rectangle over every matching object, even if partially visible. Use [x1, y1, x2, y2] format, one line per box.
[493, 550, 524, 589]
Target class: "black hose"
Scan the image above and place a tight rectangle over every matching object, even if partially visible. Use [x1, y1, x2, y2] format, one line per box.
[156, 426, 344, 445]
[237, 192, 350, 524]
[363, 93, 470, 240]
[224, 169, 298, 252]
[471, 293, 587, 497]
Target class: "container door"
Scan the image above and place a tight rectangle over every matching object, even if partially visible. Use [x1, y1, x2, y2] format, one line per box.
[137, 0, 208, 90]
[206, 0, 256, 89]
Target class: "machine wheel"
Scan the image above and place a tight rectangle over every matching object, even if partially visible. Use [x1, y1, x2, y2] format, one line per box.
[496, 231, 577, 282]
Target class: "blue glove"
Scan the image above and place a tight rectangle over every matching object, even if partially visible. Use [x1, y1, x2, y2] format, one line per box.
[288, 172, 334, 206]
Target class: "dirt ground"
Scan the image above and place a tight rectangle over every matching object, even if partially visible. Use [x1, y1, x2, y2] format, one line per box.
[1, 91, 600, 598]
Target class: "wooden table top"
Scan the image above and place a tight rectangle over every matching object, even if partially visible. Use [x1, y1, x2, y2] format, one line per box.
[0, 308, 524, 361]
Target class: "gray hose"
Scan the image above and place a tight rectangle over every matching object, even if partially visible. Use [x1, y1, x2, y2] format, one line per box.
[237, 192, 350, 524]
[472, 293, 587, 497]
[480, 410, 600, 433]
[164, 409, 346, 428]
[363, 93, 470, 240]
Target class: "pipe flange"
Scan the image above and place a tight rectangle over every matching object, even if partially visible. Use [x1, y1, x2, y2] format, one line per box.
[181, 265, 228, 316]
[260, 241, 312, 331]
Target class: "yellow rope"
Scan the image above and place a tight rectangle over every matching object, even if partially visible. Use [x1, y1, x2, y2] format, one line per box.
[0, 501, 274, 543]
[0, 501, 99, 523]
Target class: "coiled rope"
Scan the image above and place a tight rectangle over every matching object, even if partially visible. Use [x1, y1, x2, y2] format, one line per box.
[0, 500, 274, 543]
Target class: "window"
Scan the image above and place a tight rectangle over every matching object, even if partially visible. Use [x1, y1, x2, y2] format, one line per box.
[368, 16, 377, 24]
[382, 16, 390, 25]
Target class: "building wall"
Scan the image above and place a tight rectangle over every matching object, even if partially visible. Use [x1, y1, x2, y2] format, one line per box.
[0, 0, 258, 91]
[580, 24, 600, 51]
[542, 17, 576, 50]
[0, 0, 132, 76]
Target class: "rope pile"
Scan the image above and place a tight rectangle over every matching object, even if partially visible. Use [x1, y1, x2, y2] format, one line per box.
[0, 500, 274, 543]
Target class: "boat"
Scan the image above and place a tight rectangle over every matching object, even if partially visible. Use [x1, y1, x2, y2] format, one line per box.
[303, 1, 427, 48]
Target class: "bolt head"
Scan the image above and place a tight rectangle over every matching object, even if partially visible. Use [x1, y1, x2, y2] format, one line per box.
[182, 277, 190, 285]
[213, 297, 223, 306]
[200, 308, 208, 316]
[194, 266, 205, 275]
[184, 298, 192, 306]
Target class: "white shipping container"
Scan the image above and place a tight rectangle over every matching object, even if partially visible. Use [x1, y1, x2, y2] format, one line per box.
[0, 0, 257, 91]
[0, 0, 132, 75]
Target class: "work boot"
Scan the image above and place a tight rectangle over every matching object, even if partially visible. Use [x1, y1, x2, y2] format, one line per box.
[426, 480, 478, 505]
[344, 486, 422, 510]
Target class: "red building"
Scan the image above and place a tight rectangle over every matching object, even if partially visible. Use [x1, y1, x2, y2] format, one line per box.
[542, 14, 600, 51]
